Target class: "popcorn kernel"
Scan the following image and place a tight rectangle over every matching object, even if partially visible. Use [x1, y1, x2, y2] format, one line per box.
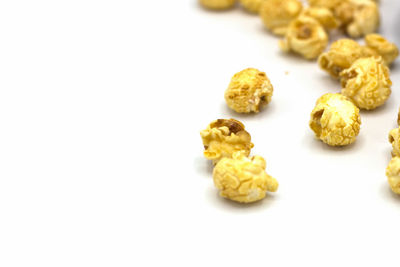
[386, 157, 400, 195]
[340, 57, 391, 110]
[213, 152, 278, 203]
[260, 0, 303, 36]
[225, 68, 273, 113]
[309, 93, 361, 146]
[200, 119, 254, 164]
[199, 0, 236, 10]
[279, 15, 328, 60]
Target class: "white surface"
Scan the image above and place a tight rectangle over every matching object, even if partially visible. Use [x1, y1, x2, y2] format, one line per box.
[0, 0, 400, 266]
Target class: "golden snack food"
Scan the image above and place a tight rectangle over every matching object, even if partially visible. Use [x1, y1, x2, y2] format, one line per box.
[200, 119, 254, 164]
[386, 157, 400, 195]
[302, 7, 338, 30]
[398, 107, 400, 126]
[213, 151, 278, 203]
[364, 34, 399, 66]
[259, 0, 303, 36]
[279, 15, 328, 60]
[239, 0, 265, 13]
[389, 127, 400, 157]
[318, 39, 365, 79]
[340, 57, 391, 110]
[334, 0, 380, 38]
[199, 0, 236, 10]
[225, 68, 273, 113]
[309, 93, 361, 146]
[307, 0, 341, 10]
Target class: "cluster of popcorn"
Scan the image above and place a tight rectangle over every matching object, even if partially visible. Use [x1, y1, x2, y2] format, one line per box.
[201, 118, 278, 203]
[199, 0, 396, 62]
[198, 0, 400, 202]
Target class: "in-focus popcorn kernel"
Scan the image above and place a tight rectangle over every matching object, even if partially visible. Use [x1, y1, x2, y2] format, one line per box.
[309, 93, 361, 146]
[389, 127, 400, 157]
[340, 57, 391, 110]
[259, 0, 303, 36]
[239, 0, 265, 13]
[200, 119, 254, 163]
[199, 0, 236, 10]
[334, 0, 380, 38]
[386, 157, 400, 195]
[225, 68, 273, 113]
[318, 39, 365, 79]
[365, 34, 399, 66]
[213, 152, 278, 203]
[279, 15, 328, 60]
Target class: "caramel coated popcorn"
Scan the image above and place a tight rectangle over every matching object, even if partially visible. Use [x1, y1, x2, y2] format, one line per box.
[310, 93, 361, 146]
[200, 119, 254, 164]
[239, 0, 265, 13]
[386, 157, 400, 195]
[259, 0, 303, 36]
[334, 0, 380, 38]
[389, 127, 400, 157]
[199, 0, 236, 10]
[318, 39, 365, 79]
[340, 57, 391, 110]
[225, 68, 273, 113]
[279, 16, 328, 60]
[302, 7, 338, 30]
[364, 34, 399, 66]
[213, 152, 278, 203]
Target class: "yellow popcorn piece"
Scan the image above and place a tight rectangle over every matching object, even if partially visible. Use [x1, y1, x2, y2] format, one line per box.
[213, 152, 278, 203]
[364, 34, 399, 66]
[200, 119, 254, 164]
[259, 0, 303, 36]
[310, 93, 361, 146]
[398, 107, 400, 126]
[318, 39, 366, 79]
[279, 15, 328, 60]
[389, 127, 400, 157]
[199, 0, 236, 10]
[225, 68, 273, 113]
[307, 0, 342, 10]
[302, 7, 338, 30]
[334, 0, 380, 38]
[340, 57, 391, 110]
[386, 157, 400, 195]
[239, 0, 265, 13]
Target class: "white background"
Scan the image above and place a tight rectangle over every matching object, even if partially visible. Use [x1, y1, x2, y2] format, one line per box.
[0, 0, 399, 266]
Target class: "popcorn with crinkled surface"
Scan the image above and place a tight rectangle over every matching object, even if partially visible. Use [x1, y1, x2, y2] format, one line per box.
[334, 0, 380, 38]
[225, 68, 273, 113]
[340, 57, 391, 110]
[259, 0, 303, 36]
[239, 0, 265, 13]
[318, 39, 366, 79]
[213, 152, 278, 203]
[389, 127, 400, 157]
[200, 119, 254, 164]
[364, 34, 399, 66]
[199, 0, 236, 10]
[279, 15, 328, 59]
[386, 157, 400, 195]
[309, 93, 361, 146]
